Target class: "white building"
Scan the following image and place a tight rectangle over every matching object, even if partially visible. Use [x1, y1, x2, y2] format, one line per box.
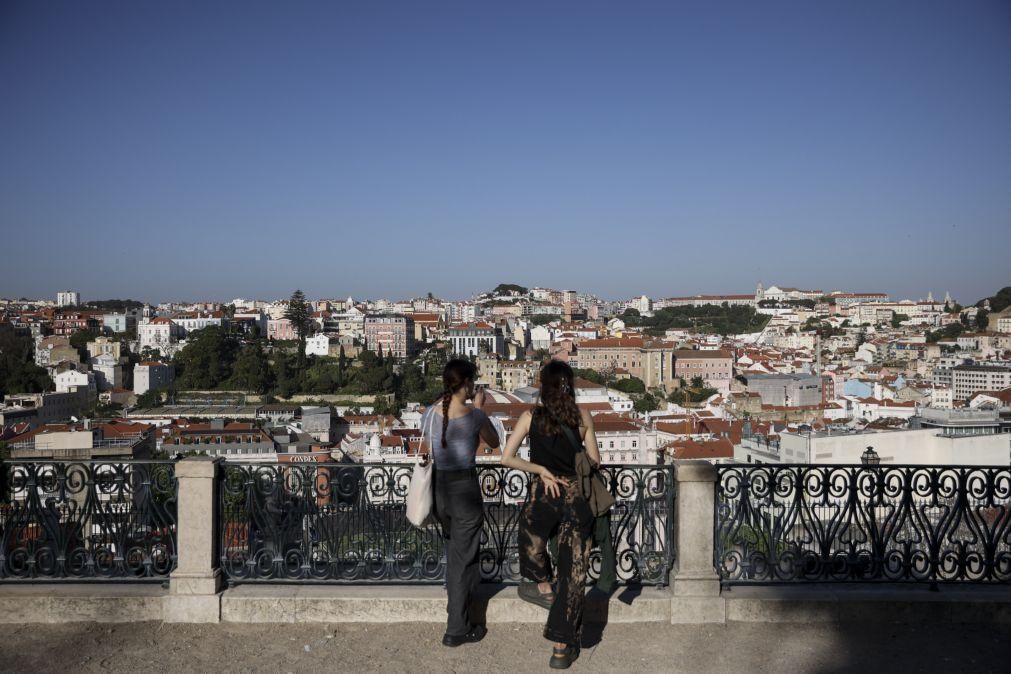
[56, 290, 81, 307]
[449, 322, 505, 357]
[138, 317, 181, 351]
[133, 361, 175, 396]
[91, 353, 123, 391]
[592, 418, 656, 464]
[172, 311, 226, 335]
[573, 378, 634, 412]
[952, 365, 1011, 401]
[779, 428, 1009, 466]
[305, 334, 336, 357]
[54, 369, 97, 396]
[530, 325, 553, 351]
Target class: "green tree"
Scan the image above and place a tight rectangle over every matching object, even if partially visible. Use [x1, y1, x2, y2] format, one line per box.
[173, 326, 239, 389]
[69, 328, 102, 362]
[229, 342, 271, 393]
[974, 286, 1011, 313]
[633, 392, 660, 413]
[135, 388, 163, 408]
[284, 289, 313, 365]
[612, 377, 646, 394]
[927, 323, 963, 343]
[976, 309, 989, 331]
[572, 368, 605, 385]
[493, 283, 528, 295]
[272, 352, 299, 398]
[0, 330, 53, 397]
[890, 313, 909, 328]
[337, 345, 348, 388]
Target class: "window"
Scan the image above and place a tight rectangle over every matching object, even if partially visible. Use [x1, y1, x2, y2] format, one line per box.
[609, 441, 614, 449]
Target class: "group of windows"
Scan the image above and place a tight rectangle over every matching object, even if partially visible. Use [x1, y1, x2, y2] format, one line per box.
[599, 439, 637, 449]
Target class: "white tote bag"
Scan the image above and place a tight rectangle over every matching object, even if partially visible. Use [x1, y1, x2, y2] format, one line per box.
[406, 407, 437, 527]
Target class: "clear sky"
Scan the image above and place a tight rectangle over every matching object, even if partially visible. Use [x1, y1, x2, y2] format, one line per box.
[1, 0, 1008, 304]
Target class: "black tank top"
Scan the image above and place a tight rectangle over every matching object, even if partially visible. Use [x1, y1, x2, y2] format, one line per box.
[528, 412, 579, 476]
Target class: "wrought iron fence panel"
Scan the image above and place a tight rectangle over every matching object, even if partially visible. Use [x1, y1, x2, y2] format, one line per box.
[0, 460, 178, 581]
[715, 465, 1011, 584]
[219, 462, 676, 586]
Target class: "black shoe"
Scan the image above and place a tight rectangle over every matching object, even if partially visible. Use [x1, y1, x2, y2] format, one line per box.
[549, 645, 579, 669]
[518, 582, 555, 610]
[442, 624, 487, 647]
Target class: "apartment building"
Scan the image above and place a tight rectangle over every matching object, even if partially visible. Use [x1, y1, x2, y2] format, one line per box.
[951, 365, 1011, 401]
[575, 337, 675, 391]
[673, 349, 734, 393]
[133, 361, 175, 396]
[56, 290, 80, 307]
[448, 321, 504, 357]
[743, 373, 823, 407]
[364, 315, 415, 359]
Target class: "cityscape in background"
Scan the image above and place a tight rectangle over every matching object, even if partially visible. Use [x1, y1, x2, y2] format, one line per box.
[2, 281, 1009, 468]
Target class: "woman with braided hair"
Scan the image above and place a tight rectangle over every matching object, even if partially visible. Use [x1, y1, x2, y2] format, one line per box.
[419, 358, 500, 647]
[500, 359, 601, 669]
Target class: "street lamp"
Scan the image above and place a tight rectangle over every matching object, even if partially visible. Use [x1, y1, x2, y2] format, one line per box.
[861, 446, 880, 466]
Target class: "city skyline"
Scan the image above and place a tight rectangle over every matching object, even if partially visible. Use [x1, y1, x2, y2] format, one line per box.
[0, 278, 995, 307]
[2, 0, 1008, 303]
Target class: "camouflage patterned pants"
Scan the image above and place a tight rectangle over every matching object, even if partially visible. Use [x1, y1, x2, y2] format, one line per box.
[518, 475, 594, 646]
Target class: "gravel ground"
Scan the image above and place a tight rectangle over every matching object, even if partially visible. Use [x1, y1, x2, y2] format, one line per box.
[0, 621, 1005, 674]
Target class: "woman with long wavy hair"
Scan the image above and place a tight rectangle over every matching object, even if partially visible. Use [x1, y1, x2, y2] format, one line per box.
[419, 358, 500, 647]
[500, 360, 601, 669]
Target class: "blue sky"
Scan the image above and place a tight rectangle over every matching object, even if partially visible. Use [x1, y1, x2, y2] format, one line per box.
[1, 0, 1008, 304]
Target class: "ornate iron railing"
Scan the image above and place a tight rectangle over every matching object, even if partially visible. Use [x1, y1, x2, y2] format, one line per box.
[219, 462, 675, 586]
[0, 460, 178, 581]
[716, 465, 1011, 584]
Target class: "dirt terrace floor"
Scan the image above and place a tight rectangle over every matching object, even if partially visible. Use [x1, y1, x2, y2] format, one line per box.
[1, 620, 1004, 674]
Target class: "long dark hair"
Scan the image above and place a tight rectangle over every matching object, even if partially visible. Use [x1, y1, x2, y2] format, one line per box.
[440, 358, 477, 447]
[533, 360, 581, 436]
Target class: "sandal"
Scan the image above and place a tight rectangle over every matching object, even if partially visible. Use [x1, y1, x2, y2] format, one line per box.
[518, 582, 555, 609]
[549, 645, 579, 670]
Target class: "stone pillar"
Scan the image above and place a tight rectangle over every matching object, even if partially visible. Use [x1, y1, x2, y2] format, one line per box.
[670, 460, 726, 623]
[165, 456, 223, 623]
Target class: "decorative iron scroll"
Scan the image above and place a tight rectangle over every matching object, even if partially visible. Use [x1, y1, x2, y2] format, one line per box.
[716, 465, 1011, 584]
[0, 461, 178, 580]
[219, 463, 675, 585]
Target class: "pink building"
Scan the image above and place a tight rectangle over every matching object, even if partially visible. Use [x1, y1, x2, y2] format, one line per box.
[268, 318, 296, 341]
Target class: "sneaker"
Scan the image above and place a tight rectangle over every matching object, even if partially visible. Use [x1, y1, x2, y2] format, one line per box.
[549, 645, 579, 669]
[442, 624, 487, 647]
[518, 582, 555, 610]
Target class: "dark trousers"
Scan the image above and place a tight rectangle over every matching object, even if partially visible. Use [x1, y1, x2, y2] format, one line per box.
[519, 477, 594, 646]
[433, 467, 484, 637]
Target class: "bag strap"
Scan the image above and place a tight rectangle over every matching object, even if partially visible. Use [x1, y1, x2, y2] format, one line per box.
[422, 403, 438, 466]
[559, 423, 585, 455]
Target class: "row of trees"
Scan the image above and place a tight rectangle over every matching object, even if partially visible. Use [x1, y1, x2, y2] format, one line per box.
[167, 324, 448, 409]
[621, 304, 769, 336]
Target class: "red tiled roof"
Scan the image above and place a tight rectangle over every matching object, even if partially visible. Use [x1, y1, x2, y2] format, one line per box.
[666, 438, 734, 460]
[592, 420, 642, 433]
[674, 349, 733, 359]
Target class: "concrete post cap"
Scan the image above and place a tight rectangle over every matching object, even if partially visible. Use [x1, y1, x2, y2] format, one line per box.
[674, 460, 718, 483]
[175, 456, 224, 479]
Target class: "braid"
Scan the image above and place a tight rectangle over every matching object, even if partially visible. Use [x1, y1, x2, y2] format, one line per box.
[438, 358, 477, 449]
[441, 391, 452, 448]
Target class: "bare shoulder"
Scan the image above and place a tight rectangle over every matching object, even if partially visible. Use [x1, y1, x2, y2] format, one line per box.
[517, 409, 533, 428]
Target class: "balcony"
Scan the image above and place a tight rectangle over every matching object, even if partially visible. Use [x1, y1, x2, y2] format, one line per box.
[1, 457, 1010, 636]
